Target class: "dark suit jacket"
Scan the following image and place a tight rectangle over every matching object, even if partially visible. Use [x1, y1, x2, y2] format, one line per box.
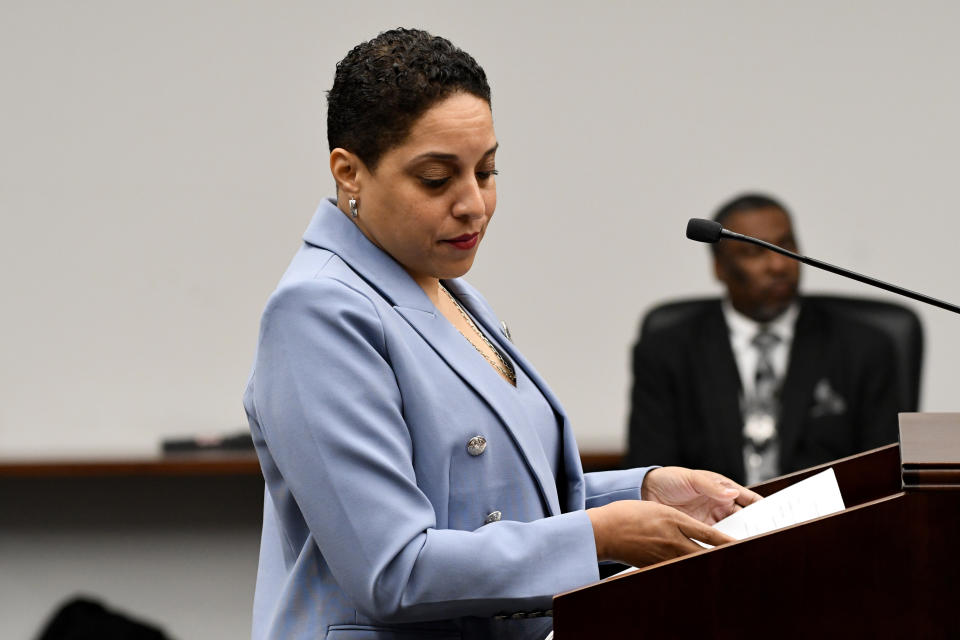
[626, 298, 900, 485]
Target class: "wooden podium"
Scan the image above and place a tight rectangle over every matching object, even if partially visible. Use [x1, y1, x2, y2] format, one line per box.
[552, 413, 960, 638]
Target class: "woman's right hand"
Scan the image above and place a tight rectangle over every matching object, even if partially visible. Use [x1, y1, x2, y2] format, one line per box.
[587, 500, 735, 567]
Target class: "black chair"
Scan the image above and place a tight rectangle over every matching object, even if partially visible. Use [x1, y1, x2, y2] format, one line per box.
[640, 294, 924, 412]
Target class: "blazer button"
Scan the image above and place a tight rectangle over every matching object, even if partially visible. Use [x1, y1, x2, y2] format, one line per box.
[484, 510, 502, 524]
[466, 435, 487, 456]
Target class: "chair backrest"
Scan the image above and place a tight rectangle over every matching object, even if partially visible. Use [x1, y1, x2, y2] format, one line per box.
[639, 294, 924, 411]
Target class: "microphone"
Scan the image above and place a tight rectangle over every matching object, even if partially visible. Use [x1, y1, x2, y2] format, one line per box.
[685, 217, 960, 315]
[685, 218, 724, 244]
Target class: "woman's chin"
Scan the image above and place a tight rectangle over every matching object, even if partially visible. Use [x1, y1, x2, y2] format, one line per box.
[438, 256, 479, 280]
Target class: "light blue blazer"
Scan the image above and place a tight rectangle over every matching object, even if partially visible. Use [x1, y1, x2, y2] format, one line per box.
[244, 199, 653, 640]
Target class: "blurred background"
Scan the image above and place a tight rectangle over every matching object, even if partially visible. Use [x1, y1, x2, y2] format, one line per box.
[3, 1, 959, 637]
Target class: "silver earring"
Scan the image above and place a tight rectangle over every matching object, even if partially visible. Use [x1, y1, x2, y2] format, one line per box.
[348, 197, 358, 218]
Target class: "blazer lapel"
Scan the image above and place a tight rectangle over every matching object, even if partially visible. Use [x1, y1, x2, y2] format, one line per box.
[697, 304, 746, 479]
[437, 280, 565, 515]
[778, 302, 824, 467]
[449, 281, 579, 513]
[301, 199, 434, 313]
[303, 201, 562, 516]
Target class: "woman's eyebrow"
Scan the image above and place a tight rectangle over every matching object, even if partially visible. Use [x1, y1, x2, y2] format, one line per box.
[410, 143, 499, 163]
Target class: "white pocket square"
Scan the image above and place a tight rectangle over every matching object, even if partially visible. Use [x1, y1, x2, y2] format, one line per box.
[810, 378, 847, 418]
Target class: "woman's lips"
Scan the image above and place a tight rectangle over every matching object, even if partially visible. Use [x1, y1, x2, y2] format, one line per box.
[444, 233, 479, 250]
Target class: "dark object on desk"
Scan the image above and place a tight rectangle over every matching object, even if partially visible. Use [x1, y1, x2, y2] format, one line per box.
[36, 596, 171, 639]
[161, 431, 254, 454]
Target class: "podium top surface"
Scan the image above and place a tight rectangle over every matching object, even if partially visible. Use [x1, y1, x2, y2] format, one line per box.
[899, 412, 960, 467]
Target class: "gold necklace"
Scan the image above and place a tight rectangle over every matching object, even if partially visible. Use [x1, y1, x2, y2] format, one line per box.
[441, 286, 517, 384]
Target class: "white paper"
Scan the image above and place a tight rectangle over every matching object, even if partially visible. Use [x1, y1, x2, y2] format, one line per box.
[711, 467, 845, 540]
[612, 467, 846, 568]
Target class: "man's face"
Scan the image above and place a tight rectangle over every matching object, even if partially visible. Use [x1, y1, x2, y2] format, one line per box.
[713, 206, 800, 322]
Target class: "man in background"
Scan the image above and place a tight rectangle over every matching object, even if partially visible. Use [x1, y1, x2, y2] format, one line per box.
[626, 193, 900, 485]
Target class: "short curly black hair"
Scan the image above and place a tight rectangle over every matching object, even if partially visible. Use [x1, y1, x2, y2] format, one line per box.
[327, 28, 491, 170]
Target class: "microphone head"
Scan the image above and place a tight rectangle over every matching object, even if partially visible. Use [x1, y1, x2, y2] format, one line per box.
[686, 218, 723, 243]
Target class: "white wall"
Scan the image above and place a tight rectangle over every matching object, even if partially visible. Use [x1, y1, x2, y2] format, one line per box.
[3, 1, 959, 458]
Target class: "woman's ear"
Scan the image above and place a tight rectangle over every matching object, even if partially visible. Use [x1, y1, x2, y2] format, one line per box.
[330, 148, 364, 195]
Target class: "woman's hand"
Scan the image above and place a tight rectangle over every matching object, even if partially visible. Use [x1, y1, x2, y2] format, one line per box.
[587, 500, 734, 567]
[641, 466, 762, 525]
[586, 467, 763, 567]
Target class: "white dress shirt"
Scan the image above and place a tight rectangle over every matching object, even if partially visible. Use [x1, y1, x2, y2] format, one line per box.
[722, 300, 800, 396]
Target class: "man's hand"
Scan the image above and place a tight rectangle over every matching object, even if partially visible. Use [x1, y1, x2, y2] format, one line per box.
[641, 466, 762, 525]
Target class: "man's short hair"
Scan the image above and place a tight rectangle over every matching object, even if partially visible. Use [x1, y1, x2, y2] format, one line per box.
[711, 192, 792, 256]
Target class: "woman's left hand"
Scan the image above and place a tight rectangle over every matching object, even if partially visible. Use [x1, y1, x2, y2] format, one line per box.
[640, 466, 762, 525]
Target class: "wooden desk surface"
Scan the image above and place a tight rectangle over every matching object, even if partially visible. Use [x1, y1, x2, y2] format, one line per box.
[0, 451, 624, 477]
[0, 452, 262, 477]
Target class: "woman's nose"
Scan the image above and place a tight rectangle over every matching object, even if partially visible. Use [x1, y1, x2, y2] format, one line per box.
[452, 178, 486, 219]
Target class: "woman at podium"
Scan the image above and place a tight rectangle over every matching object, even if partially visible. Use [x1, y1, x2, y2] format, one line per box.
[242, 27, 760, 640]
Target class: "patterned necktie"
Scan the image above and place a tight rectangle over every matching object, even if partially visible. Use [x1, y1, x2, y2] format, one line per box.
[753, 330, 780, 417]
[743, 328, 781, 484]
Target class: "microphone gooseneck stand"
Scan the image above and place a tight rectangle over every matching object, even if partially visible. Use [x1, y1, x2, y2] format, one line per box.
[685, 218, 960, 316]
